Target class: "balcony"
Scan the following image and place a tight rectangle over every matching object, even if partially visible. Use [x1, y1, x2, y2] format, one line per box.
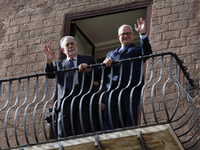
[0, 52, 199, 150]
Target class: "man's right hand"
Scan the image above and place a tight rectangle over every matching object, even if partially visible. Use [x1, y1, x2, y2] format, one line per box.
[103, 57, 114, 67]
[43, 45, 55, 65]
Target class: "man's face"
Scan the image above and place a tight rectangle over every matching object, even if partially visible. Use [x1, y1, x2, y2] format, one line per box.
[118, 26, 134, 46]
[61, 37, 78, 58]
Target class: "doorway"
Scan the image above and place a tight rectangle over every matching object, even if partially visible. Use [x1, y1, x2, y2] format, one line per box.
[63, 1, 152, 62]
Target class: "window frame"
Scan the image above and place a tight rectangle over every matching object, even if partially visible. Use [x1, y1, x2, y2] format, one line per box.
[62, 1, 153, 59]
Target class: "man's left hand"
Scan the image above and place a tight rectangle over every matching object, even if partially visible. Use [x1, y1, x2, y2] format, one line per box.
[135, 18, 146, 34]
[78, 63, 91, 72]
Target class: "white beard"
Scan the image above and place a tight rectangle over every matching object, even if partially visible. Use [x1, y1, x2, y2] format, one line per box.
[67, 47, 76, 56]
[68, 50, 76, 56]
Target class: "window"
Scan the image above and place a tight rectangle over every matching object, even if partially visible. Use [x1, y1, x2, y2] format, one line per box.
[71, 23, 94, 56]
[63, 1, 152, 62]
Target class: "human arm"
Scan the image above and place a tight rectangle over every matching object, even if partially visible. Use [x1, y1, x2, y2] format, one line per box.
[78, 55, 101, 81]
[134, 18, 146, 35]
[78, 63, 91, 72]
[103, 57, 114, 67]
[135, 18, 152, 56]
[43, 45, 56, 78]
[43, 45, 55, 65]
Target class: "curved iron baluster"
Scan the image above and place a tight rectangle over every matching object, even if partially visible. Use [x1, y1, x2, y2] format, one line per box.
[0, 52, 199, 149]
[14, 77, 30, 146]
[175, 93, 199, 137]
[0, 81, 11, 112]
[182, 84, 200, 150]
[89, 66, 105, 132]
[185, 133, 200, 150]
[140, 56, 154, 124]
[149, 55, 164, 124]
[42, 75, 57, 140]
[24, 76, 39, 144]
[129, 57, 144, 126]
[162, 55, 184, 123]
[52, 72, 68, 139]
[60, 70, 77, 138]
[178, 108, 198, 138]
[172, 103, 191, 124]
[167, 56, 181, 122]
[33, 76, 48, 143]
[4, 80, 16, 147]
[51, 99, 59, 138]
[98, 65, 114, 131]
[118, 59, 133, 128]
[171, 64, 190, 123]
[79, 68, 94, 134]
[108, 62, 123, 129]
[7, 79, 20, 147]
[70, 70, 85, 135]
[181, 114, 200, 145]
[161, 56, 181, 122]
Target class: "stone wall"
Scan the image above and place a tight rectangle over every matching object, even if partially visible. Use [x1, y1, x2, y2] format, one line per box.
[150, 0, 200, 110]
[0, 0, 199, 149]
[148, 1, 200, 148]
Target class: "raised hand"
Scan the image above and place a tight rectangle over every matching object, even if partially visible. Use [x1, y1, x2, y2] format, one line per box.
[134, 18, 146, 34]
[43, 45, 55, 65]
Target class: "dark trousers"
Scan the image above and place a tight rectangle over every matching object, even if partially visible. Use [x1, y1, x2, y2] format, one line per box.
[57, 86, 93, 138]
[104, 81, 142, 130]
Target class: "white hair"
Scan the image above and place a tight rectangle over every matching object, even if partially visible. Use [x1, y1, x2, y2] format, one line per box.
[60, 36, 77, 49]
[118, 24, 133, 35]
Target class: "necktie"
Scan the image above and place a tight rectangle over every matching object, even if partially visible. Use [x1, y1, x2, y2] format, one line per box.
[119, 45, 126, 54]
[67, 58, 74, 90]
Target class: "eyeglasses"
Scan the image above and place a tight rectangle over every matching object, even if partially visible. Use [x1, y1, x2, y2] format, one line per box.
[119, 32, 133, 36]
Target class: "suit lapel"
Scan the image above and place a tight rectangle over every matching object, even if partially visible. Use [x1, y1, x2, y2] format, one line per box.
[77, 55, 82, 83]
[62, 59, 68, 70]
[120, 43, 135, 55]
[77, 55, 84, 66]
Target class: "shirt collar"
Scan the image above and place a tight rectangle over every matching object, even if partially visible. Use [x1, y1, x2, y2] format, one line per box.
[67, 55, 77, 61]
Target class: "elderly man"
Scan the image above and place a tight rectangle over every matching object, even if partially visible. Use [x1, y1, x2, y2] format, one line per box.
[43, 36, 100, 137]
[103, 18, 152, 129]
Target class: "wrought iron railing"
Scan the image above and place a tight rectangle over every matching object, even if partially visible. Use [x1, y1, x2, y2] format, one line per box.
[0, 52, 199, 150]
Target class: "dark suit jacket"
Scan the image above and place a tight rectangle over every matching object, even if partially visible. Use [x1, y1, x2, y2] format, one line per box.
[45, 54, 100, 110]
[105, 37, 152, 87]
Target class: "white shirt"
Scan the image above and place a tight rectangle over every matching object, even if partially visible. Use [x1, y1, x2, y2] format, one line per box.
[140, 33, 147, 39]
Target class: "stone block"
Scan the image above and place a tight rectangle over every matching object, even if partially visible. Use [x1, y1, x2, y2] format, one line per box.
[153, 1, 166, 9]
[151, 24, 168, 34]
[152, 8, 171, 17]
[10, 16, 31, 26]
[20, 21, 43, 32]
[181, 27, 200, 37]
[163, 30, 180, 40]
[151, 17, 162, 25]
[162, 14, 179, 23]
[187, 35, 200, 44]
[18, 37, 41, 47]
[172, 4, 188, 14]
[151, 41, 169, 51]
[5, 26, 20, 35]
[169, 38, 186, 48]
[166, 0, 184, 7]
[169, 20, 188, 30]
[179, 12, 195, 20]
[43, 18, 62, 27]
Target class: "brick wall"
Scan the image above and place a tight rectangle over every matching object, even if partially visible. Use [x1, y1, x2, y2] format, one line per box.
[150, 0, 200, 107]
[0, 0, 199, 148]
[148, 1, 200, 148]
